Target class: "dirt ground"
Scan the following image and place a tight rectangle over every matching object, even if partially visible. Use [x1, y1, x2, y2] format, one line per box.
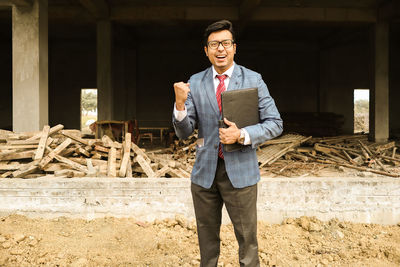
[0, 214, 399, 267]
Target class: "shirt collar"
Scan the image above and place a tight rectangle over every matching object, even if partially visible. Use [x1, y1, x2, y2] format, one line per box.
[212, 62, 235, 78]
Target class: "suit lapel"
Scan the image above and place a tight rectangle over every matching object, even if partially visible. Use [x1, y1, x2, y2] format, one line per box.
[227, 64, 242, 91]
[202, 67, 220, 117]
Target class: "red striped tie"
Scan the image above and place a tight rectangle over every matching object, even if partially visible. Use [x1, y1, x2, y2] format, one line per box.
[216, 75, 227, 159]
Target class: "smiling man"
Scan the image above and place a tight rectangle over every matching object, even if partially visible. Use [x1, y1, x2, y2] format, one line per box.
[173, 20, 283, 267]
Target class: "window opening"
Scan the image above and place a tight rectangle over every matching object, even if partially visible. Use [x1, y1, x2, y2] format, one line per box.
[81, 89, 98, 134]
[354, 89, 369, 134]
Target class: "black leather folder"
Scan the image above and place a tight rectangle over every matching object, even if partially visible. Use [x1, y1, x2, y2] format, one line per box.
[220, 87, 259, 152]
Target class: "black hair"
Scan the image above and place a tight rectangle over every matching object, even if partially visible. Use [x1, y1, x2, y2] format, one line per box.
[203, 20, 235, 46]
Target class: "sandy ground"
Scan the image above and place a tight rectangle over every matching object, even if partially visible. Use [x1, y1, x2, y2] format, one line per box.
[0, 214, 399, 267]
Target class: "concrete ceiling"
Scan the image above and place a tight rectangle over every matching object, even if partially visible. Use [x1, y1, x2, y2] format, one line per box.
[0, 0, 391, 21]
[0, 0, 398, 43]
[0, 0, 397, 23]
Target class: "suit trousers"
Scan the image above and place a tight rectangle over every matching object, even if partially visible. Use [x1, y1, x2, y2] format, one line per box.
[191, 158, 260, 267]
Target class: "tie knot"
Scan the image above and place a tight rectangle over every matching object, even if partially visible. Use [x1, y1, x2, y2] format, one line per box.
[216, 75, 227, 82]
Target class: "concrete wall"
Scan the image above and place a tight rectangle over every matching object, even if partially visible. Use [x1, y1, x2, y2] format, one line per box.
[239, 42, 319, 113]
[49, 41, 96, 129]
[0, 42, 12, 130]
[0, 18, 12, 130]
[112, 44, 137, 121]
[0, 177, 399, 225]
[1, 21, 399, 136]
[48, 38, 322, 129]
[320, 36, 370, 134]
[135, 41, 208, 127]
[135, 40, 320, 127]
[390, 23, 400, 137]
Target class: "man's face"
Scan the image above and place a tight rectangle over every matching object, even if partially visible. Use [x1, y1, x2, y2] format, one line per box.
[204, 30, 236, 74]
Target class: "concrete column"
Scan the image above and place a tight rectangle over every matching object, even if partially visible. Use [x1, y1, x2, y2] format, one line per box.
[12, 0, 48, 132]
[97, 20, 113, 121]
[370, 22, 389, 142]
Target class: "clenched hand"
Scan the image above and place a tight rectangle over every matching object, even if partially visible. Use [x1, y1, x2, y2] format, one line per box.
[174, 82, 190, 111]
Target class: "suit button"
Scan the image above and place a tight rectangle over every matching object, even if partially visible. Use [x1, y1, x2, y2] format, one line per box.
[214, 144, 218, 149]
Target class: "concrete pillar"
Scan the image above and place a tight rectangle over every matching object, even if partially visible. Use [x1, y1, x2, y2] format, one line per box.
[12, 0, 48, 132]
[370, 22, 389, 142]
[97, 20, 113, 121]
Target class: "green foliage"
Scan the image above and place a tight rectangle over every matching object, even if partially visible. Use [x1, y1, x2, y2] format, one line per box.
[81, 90, 97, 114]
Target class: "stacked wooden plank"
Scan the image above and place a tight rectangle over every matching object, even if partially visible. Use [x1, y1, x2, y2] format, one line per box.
[2, 125, 399, 179]
[0, 125, 191, 179]
[257, 133, 400, 177]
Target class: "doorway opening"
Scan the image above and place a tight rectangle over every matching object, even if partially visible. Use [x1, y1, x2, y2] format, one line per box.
[81, 89, 98, 134]
[354, 89, 369, 134]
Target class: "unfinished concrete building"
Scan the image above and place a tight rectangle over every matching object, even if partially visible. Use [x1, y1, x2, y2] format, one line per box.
[0, 0, 399, 142]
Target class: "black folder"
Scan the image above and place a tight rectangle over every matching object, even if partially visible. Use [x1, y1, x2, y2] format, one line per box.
[220, 87, 259, 152]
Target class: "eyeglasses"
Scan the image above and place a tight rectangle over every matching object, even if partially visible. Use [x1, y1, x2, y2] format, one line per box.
[207, 39, 235, 49]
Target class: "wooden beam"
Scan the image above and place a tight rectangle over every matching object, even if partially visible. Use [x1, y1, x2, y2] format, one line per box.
[106, 146, 117, 177]
[38, 138, 72, 169]
[54, 155, 88, 174]
[79, 0, 109, 19]
[60, 130, 89, 146]
[34, 125, 50, 160]
[135, 154, 155, 178]
[118, 133, 131, 177]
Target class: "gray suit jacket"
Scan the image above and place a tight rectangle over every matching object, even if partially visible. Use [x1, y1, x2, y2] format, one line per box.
[173, 64, 283, 189]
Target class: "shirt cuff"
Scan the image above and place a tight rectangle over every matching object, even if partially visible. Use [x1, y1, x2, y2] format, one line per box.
[242, 129, 251, 145]
[174, 103, 187, 122]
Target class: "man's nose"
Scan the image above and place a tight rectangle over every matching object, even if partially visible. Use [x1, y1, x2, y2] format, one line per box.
[217, 43, 225, 51]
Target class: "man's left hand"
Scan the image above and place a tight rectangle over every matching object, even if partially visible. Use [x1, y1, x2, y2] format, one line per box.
[219, 118, 241, 144]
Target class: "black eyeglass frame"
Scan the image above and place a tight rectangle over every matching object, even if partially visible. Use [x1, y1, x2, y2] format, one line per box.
[207, 39, 235, 49]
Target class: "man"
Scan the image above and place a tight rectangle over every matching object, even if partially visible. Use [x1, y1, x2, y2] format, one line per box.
[172, 20, 283, 267]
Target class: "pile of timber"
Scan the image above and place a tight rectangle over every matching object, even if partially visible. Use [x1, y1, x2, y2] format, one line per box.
[171, 130, 197, 164]
[148, 130, 197, 168]
[0, 125, 191, 179]
[2, 125, 398, 179]
[257, 133, 400, 177]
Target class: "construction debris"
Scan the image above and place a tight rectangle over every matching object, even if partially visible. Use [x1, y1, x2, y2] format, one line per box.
[0, 125, 191, 179]
[257, 133, 400, 178]
[1, 126, 399, 179]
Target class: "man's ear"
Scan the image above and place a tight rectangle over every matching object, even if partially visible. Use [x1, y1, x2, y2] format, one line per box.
[204, 46, 208, 57]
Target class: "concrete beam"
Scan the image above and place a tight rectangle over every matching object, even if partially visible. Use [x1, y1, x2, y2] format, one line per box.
[46, 5, 377, 23]
[378, 0, 400, 20]
[0, 0, 32, 6]
[79, 0, 109, 19]
[12, 0, 48, 132]
[109, 6, 376, 22]
[252, 7, 376, 22]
